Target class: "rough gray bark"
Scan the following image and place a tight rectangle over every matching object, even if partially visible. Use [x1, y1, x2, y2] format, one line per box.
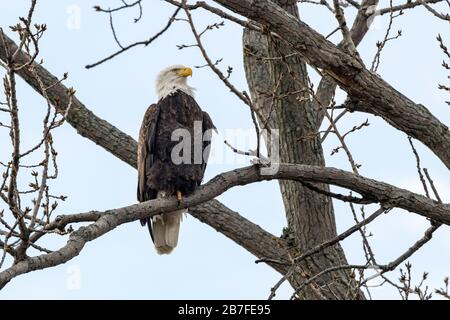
[217, 0, 450, 170]
[243, 0, 355, 300]
[314, 0, 379, 127]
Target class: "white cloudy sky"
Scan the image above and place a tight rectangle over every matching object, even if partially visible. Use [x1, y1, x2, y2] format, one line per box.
[0, 0, 449, 299]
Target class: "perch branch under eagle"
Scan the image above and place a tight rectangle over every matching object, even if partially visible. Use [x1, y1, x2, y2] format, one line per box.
[137, 65, 215, 254]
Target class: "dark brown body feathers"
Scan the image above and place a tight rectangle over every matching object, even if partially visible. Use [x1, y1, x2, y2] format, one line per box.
[137, 91, 214, 240]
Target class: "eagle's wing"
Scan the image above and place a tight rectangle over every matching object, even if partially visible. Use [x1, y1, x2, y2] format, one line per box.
[137, 103, 161, 238]
[201, 111, 215, 182]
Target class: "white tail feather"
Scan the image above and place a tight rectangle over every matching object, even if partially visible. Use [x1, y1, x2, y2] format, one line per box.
[152, 191, 184, 254]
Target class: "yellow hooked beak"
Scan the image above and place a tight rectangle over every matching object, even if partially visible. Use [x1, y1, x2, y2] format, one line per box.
[178, 67, 193, 77]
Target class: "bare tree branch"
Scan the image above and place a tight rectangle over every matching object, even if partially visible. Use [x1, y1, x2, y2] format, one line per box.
[1, 163, 450, 288]
[0, 28, 295, 287]
[85, 7, 181, 69]
[378, 0, 447, 16]
[210, 0, 450, 169]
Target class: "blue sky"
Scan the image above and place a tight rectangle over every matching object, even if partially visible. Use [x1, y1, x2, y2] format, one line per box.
[0, 0, 449, 299]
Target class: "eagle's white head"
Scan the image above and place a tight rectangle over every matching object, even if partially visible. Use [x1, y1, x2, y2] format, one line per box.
[156, 64, 195, 100]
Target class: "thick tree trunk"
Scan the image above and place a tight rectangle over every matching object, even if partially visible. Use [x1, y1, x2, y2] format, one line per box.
[243, 0, 359, 299]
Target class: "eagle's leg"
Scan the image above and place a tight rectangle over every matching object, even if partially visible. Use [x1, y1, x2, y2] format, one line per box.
[176, 190, 182, 202]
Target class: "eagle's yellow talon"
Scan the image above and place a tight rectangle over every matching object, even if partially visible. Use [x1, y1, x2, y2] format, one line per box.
[176, 191, 182, 202]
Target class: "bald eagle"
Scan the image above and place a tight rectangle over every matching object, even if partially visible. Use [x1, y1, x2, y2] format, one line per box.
[137, 65, 215, 254]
